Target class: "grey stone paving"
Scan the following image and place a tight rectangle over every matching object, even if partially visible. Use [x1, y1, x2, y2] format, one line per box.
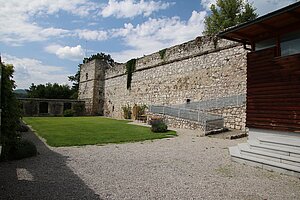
[0, 131, 100, 200]
[1, 129, 299, 200]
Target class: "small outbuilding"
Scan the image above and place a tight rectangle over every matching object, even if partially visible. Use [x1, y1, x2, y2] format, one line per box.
[18, 98, 85, 117]
[219, 2, 300, 177]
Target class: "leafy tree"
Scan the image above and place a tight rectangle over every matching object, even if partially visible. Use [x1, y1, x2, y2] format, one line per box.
[0, 62, 21, 160]
[27, 83, 74, 99]
[82, 52, 114, 65]
[68, 64, 81, 99]
[203, 0, 257, 36]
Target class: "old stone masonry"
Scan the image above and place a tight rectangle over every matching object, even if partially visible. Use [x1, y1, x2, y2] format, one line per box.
[78, 36, 248, 132]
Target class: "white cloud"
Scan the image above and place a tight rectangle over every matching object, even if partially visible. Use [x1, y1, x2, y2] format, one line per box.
[2, 54, 70, 89]
[200, 0, 217, 11]
[110, 10, 207, 62]
[0, 0, 98, 45]
[75, 29, 109, 41]
[45, 45, 85, 61]
[108, 0, 297, 62]
[251, 0, 296, 16]
[100, 0, 172, 18]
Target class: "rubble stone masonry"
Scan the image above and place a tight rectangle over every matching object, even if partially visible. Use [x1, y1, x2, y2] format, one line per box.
[78, 36, 248, 130]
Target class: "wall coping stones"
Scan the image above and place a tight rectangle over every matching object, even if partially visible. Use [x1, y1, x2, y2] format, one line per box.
[105, 37, 241, 80]
[18, 98, 85, 103]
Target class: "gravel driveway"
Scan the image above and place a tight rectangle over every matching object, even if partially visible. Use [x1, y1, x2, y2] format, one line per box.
[1, 128, 299, 200]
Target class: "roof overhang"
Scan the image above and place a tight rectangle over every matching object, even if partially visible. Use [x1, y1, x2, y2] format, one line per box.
[218, 2, 300, 45]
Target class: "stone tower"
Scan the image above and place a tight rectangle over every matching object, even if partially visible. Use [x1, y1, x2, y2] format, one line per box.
[78, 59, 108, 115]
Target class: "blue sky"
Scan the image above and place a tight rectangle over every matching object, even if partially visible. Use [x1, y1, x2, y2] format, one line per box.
[0, 0, 296, 89]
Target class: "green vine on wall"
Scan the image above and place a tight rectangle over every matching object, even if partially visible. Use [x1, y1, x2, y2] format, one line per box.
[159, 49, 167, 60]
[126, 58, 136, 90]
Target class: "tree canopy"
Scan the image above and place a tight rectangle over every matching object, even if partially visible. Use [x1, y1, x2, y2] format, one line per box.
[203, 0, 257, 36]
[0, 62, 21, 160]
[82, 52, 114, 65]
[68, 64, 81, 99]
[27, 83, 75, 99]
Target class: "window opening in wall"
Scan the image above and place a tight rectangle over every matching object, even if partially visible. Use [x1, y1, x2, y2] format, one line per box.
[86, 73, 88, 80]
[112, 105, 114, 112]
[64, 103, 72, 111]
[186, 99, 191, 104]
[39, 102, 49, 114]
[281, 31, 300, 56]
[255, 38, 276, 51]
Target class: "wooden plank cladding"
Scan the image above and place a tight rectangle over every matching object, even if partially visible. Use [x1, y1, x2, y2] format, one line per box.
[247, 48, 300, 133]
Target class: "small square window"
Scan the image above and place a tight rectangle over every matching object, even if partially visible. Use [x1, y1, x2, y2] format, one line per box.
[281, 31, 300, 56]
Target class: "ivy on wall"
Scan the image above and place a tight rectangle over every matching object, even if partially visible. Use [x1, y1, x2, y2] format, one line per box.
[159, 49, 167, 60]
[126, 59, 136, 90]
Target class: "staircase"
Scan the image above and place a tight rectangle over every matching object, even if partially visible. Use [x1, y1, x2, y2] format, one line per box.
[229, 135, 300, 177]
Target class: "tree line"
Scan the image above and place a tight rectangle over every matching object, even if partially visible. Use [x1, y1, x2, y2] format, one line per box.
[21, 52, 115, 99]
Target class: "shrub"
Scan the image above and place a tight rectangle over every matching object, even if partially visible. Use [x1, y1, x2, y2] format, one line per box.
[10, 139, 37, 160]
[137, 105, 147, 117]
[132, 104, 148, 120]
[159, 49, 167, 60]
[17, 124, 29, 132]
[73, 102, 85, 116]
[0, 63, 21, 161]
[122, 105, 132, 119]
[64, 109, 75, 117]
[151, 120, 168, 133]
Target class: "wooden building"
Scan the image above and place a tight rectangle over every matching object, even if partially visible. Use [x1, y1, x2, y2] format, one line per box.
[219, 2, 300, 177]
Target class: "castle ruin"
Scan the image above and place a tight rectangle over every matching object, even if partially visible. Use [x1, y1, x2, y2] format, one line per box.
[78, 36, 248, 131]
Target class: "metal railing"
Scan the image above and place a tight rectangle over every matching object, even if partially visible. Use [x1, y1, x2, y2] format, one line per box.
[149, 94, 246, 133]
[176, 94, 246, 111]
[149, 105, 224, 132]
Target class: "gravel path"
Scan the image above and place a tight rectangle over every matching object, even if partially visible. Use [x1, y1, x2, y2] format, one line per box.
[1, 128, 299, 200]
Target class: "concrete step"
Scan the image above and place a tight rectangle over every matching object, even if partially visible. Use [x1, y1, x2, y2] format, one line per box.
[229, 146, 300, 177]
[238, 143, 300, 167]
[258, 136, 300, 149]
[248, 140, 300, 158]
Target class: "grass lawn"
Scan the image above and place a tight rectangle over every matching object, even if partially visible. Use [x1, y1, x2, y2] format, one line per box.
[23, 117, 176, 147]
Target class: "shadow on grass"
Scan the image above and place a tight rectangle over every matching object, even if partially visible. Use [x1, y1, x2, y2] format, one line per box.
[0, 130, 101, 200]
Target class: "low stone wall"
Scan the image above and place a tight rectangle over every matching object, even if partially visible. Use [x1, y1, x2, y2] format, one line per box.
[208, 105, 246, 131]
[148, 113, 206, 135]
[148, 104, 246, 133]
[18, 98, 85, 117]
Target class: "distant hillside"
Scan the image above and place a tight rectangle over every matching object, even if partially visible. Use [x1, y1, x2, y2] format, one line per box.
[14, 89, 28, 98]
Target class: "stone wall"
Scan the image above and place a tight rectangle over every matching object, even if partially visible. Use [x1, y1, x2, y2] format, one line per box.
[19, 98, 85, 117]
[208, 105, 246, 131]
[147, 113, 206, 136]
[79, 36, 248, 130]
[104, 37, 247, 118]
[78, 59, 106, 115]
